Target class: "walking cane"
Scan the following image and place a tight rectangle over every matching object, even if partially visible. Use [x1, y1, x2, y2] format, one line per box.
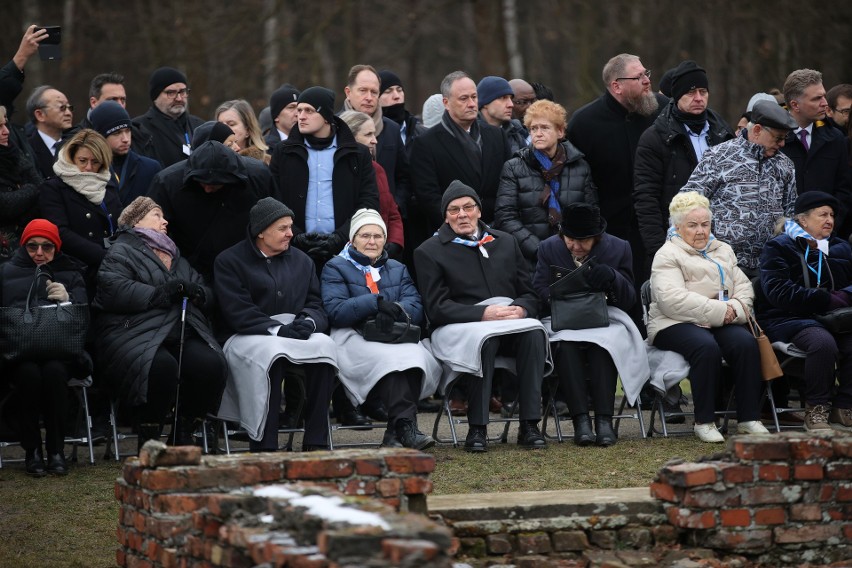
[172, 297, 189, 445]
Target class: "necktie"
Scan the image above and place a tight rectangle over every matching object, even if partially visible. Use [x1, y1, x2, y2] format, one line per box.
[799, 129, 809, 152]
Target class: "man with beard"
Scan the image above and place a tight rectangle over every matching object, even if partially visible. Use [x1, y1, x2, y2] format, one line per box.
[634, 60, 734, 263]
[135, 67, 203, 167]
[567, 53, 667, 293]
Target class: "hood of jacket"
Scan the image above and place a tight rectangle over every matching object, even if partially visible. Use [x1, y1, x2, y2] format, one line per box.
[183, 141, 249, 186]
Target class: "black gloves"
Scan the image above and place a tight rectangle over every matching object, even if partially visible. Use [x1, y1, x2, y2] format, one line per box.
[386, 242, 403, 260]
[324, 233, 344, 256]
[294, 232, 344, 263]
[151, 279, 187, 307]
[292, 232, 315, 251]
[586, 264, 616, 291]
[277, 317, 315, 340]
[376, 297, 405, 332]
[185, 282, 206, 307]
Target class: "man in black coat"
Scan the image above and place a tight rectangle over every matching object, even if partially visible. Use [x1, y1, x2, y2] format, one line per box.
[264, 84, 300, 151]
[134, 67, 203, 168]
[25, 84, 74, 179]
[567, 53, 667, 289]
[270, 86, 379, 269]
[633, 61, 734, 262]
[414, 181, 548, 452]
[410, 71, 512, 233]
[780, 69, 852, 238]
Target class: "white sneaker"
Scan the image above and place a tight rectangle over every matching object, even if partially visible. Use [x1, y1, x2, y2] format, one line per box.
[737, 420, 771, 435]
[694, 423, 725, 443]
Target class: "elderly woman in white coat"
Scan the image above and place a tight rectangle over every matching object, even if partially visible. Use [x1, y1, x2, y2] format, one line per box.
[648, 191, 770, 442]
[321, 209, 440, 449]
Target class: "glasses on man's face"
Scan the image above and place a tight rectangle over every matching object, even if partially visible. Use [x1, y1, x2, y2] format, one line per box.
[355, 233, 385, 242]
[446, 203, 478, 216]
[616, 69, 652, 82]
[834, 107, 852, 116]
[512, 98, 536, 106]
[25, 242, 55, 253]
[762, 126, 787, 144]
[43, 104, 73, 113]
[162, 88, 190, 99]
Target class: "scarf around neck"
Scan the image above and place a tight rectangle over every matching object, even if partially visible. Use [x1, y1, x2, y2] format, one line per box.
[534, 145, 567, 227]
[343, 98, 384, 138]
[304, 123, 337, 150]
[785, 218, 830, 256]
[441, 110, 482, 171]
[134, 227, 178, 260]
[340, 242, 383, 293]
[52, 157, 110, 204]
[671, 105, 708, 134]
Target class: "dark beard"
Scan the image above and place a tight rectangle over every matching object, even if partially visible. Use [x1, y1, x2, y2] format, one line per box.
[625, 91, 659, 117]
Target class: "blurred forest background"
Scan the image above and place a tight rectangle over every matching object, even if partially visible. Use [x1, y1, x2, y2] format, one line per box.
[2, 0, 851, 129]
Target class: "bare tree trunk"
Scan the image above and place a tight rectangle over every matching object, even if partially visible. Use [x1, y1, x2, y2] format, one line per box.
[23, 0, 42, 87]
[502, 0, 523, 78]
[263, 0, 280, 95]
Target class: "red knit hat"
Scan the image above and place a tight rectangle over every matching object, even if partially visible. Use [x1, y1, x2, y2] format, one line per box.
[20, 219, 62, 253]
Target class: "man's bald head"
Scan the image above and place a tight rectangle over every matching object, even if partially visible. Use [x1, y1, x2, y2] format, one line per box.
[509, 79, 536, 120]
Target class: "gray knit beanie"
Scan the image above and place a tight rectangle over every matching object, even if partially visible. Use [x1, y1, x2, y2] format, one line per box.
[440, 180, 481, 217]
[250, 197, 295, 235]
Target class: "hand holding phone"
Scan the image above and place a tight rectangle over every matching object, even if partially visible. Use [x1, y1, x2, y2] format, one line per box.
[35, 25, 62, 61]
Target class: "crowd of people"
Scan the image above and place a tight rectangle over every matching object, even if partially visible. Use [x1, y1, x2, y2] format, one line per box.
[2, 24, 852, 477]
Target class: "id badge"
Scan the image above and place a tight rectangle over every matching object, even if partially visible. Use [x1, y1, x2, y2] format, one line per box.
[718, 289, 729, 301]
[182, 143, 191, 156]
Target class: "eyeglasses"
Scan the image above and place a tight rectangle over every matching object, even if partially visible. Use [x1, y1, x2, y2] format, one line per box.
[162, 88, 190, 99]
[512, 98, 536, 106]
[25, 242, 55, 253]
[762, 126, 788, 143]
[446, 203, 478, 215]
[615, 70, 652, 82]
[833, 107, 852, 116]
[355, 233, 385, 242]
[41, 104, 73, 113]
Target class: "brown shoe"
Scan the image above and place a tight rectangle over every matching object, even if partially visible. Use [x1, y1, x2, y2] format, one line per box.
[489, 396, 503, 414]
[804, 404, 831, 431]
[449, 398, 467, 416]
[829, 407, 852, 432]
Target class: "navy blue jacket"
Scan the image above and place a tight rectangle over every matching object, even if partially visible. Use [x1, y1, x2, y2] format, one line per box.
[320, 250, 423, 328]
[108, 150, 162, 206]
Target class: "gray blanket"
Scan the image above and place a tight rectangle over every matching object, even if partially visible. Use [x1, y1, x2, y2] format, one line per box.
[645, 344, 691, 402]
[544, 306, 650, 406]
[330, 327, 441, 406]
[216, 314, 339, 441]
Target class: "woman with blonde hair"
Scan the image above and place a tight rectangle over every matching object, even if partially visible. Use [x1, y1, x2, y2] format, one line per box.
[648, 191, 770, 442]
[215, 99, 269, 163]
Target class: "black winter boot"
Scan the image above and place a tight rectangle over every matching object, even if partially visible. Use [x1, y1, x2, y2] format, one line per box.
[137, 423, 163, 454]
[595, 415, 617, 447]
[572, 414, 595, 446]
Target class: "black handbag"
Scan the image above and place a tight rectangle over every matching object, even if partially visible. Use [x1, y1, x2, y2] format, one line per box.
[359, 310, 421, 344]
[0, 267, 90, 362]
[815, 307, 852, 334]
[549, 263, 609, 331]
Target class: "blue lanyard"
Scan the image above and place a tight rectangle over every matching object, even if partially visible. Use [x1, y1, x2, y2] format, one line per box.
[100, 202, 114, 235]
[700, 250, 725, 290]
[805, 247, 823, 286]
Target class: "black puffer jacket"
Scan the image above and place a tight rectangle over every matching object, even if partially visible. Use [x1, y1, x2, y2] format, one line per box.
[494, 142, 597, 262]
[93, 229, 224, 406]
[0, 143, 42, 260]
[633, 101, 734, 258]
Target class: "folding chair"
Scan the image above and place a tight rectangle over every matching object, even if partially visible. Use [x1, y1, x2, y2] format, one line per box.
[431, 373, 517, 447]
[107, 401, 218, 460]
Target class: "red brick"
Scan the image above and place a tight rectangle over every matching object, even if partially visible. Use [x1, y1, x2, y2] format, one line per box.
[140, 469, 189, 491]
[738, 485, 790, 505]
[381, 538, 439, 563]
[116, 548, 126, 567]
[126, 555, 152, 568]
[117, 526, 127, 547]
[147, 517, 191, 540]
[819, 483, 836, 501]
[649, 482, 678, 502]
[145, 540, 161, 562]
[354, 458, 384, 476]
[150, 493, 209, 514]
[159, 547, 178, 568]
[732, 438, 790, 461]
[793, 463, 824, 480]
[758, 464, 790, 481]
[286, 458, 354, 479]
[662, 463, 717, 487]
[703, 528, 773, 552]
[205, 494, 246, 517]
[253, 459, 285, 482]
[826, 461, 852, 480]
[516, 532, 552, 554]
[774, 524, 841, 543]
[719, 509, 750, 527]
[384, 454, 435, 474]
[651, 525, 679, 545]
[403, 476, 433, 495]
[133, 511, 147, 532]
[845, 524, 852, 540]
[832, 437, 852, 458]
[789, 437, 834, 460]
[838, 483, 852, 501]
[123, 462, 143, 485]
[753, 507, 785, 525]
[682, 488, 740, 508]
[343, 479, 376, 496]
[720, 464, 754, 484]
[376, 478, 401, 497]
[790, 503, 822, 521]
[237, 464, 263, 485]
[380, 497, 401, 509]
[665, 507, 716, 529]
[149, 445, 202, 467]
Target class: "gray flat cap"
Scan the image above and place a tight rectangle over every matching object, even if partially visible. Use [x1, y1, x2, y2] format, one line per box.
[751, 100, 797, 130]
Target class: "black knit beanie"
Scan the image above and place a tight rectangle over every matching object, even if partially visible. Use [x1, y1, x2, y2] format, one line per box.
[297, 87, 335, 124]
[440, 180, 482, 217]
[379, 70, 403, 94]
[148, 67, 188, 101]
[90, 101, 131, 137]
[192, 121, 234, 150]
[270, 84, 300, 119]
[670, 61, 708, 103]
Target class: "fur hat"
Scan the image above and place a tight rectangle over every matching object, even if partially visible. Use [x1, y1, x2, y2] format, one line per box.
[148, 67, 188, 101]
[440, 180, 482, 217]
[559, 203, 607, 239]
[297, 86, 335, 124]
[476, 76, 513, 108]
[118, 196, 161, 228]
[20, 219, 62, 252]
[250, 197, 295, 235]
[89, 101, 131, 137]
[349, 208, 386, 241]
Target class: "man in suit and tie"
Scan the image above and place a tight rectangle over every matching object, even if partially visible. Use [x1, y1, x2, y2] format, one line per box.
[25, 85, 74, 179]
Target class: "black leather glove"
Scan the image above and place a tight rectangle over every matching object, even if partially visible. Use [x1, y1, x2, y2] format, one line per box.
[587, 264, 616, 291]
[323, 233, 344, 257]
[386, 242, 403, 260]
[292, 232, 320, 252]
[377, 297, 405, 320]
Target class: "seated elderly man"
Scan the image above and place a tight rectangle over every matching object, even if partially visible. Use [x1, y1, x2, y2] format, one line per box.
[414, 181, 551, 452]
[214, 197, 337, 452]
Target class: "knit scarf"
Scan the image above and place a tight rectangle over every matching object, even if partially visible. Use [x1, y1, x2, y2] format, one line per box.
[672, 105, 708, 134]
[441, 110, 482, 172]
[135, 227, 178, 270]
[340, 242, 383, 293]
[784, 218, 830, 256]
[449, 231, 495, 258]
[382, 102, 406, 125]
[52, 157, 110, 204]
[534, 145, 567, 228]
[342, 98, 384, 137]
[304, 123, 337, 150]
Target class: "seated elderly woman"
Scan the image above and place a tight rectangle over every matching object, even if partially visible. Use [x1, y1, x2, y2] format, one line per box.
[0, 219, 87, 476]
[533, 203, 646, 447]
[757, 191, 852, 432]
[93, 197, 227, 452]
[321, 209, 439, 449]
[648, 191, 770, 442]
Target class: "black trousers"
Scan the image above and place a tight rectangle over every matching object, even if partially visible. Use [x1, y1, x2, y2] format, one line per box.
[135, 337, 226, 425]
[373, 369, 420, 428]
[6, 360, 69, 454]
[654, 323, 763, 424]
[554, 342, 617, 417]
[791, 326, 852, 408]
[467, 330, 546, 425]
[252, 360, 335, 450]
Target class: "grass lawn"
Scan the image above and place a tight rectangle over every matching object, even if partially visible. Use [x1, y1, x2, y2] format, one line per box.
[0, 433, 713, 568]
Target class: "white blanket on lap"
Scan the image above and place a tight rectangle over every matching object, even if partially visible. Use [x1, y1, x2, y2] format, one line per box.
[217, 314, 338, 441]
[645, 344, 691, 401]
[429, 297, 553, 395]
[331, 327, 441, 406]
[544, 306, 650, 406]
